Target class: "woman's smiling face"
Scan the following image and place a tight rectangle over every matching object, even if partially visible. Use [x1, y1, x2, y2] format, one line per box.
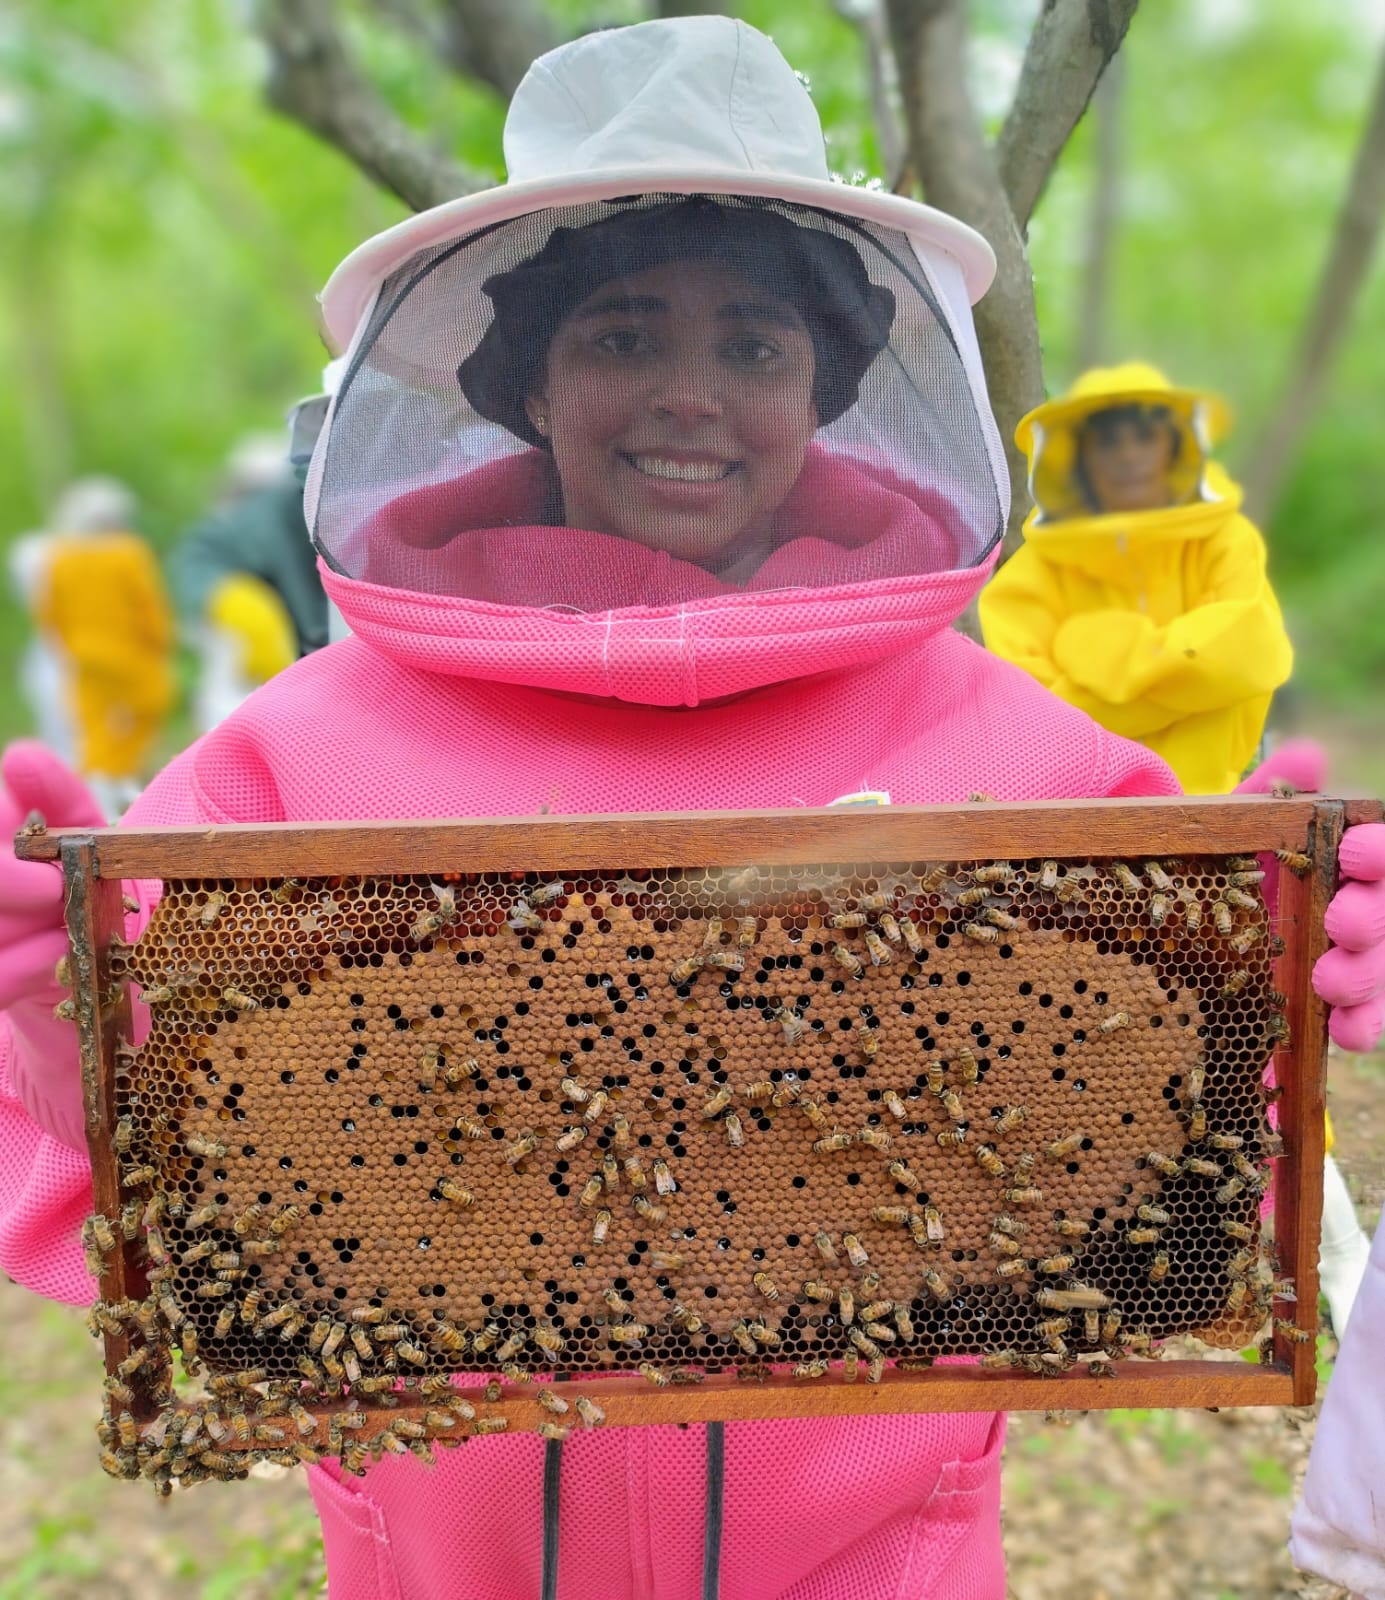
[525, 259, 818, 565]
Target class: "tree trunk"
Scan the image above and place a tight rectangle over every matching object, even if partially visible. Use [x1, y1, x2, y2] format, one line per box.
[1241, 42, 1385, 525]
[1075, 53, 1124, 372]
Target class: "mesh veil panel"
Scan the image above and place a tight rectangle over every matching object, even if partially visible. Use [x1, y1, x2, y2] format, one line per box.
[314, 196, 1003, 609]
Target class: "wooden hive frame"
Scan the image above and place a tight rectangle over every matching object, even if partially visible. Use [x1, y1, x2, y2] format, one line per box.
[17, 792, 1380, 1487]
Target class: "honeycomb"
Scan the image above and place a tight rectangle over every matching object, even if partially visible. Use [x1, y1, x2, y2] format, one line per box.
[88, 851, 1292, 1487]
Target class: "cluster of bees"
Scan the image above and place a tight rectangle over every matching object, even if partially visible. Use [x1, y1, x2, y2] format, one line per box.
[72, 844, 1303, 1490]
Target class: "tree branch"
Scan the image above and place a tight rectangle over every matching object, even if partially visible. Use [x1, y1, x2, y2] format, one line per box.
[995, 0, 1139, 232]
[1242, 43, 1385, 524]
[257, 0, 484, 212]
[436, 0, 559, 99]
[886, 0, 1043, 557]
[1074, 51, 1123, 370]
[651, 0, 731, 15]
[831, 0, 905, 179]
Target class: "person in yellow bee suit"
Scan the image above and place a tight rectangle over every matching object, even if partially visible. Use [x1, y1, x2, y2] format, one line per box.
[23, 478, 175, 818]
[979, 363, 1292, 795]
[982, 364, 1370, 1334]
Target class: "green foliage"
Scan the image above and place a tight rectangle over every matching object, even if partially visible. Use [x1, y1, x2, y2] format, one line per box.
[0, 0, 1381, 741]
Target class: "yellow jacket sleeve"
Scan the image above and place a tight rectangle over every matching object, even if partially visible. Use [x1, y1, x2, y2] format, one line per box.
[981, 516, 1293, 742]
[1049, 518, 1292, 725]
[979, 546, 1178, 741]
[207, 573, 297, 684]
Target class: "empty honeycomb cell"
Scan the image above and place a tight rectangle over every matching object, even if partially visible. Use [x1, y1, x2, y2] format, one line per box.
[92, 853, 1289, 1483]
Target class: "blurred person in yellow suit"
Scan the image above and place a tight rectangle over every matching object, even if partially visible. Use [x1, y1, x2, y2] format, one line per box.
[982, 365, 1369, 1333]
[979, 363, 1292, 795]
[170, 420, 333, 733]
[16, 477, 174, 818]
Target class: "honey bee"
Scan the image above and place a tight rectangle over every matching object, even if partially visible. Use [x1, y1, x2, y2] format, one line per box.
[1127, 1227, 1161, 1245]
[983, 908, 1019, 932]
[921, 1206, 946, 1245]
[814, 1131, 852, 1153]
[1187, 1106, 1208, 1142]
[475, 1417, 509, 1435]
[941, 1090, 966, 1126]
[921, 1266, 953, 1302]
[591, 1209, 612, 1246]
[1219, 969, 1250, 998]
[1136, 1203, 1170, 1226]
[1003, 1185, 1044, 1206]
[705, 950, 745, 975]
[830, 911, 867, 929]
[872, 1205, 912, 1225]
[650, 1251, 686, 1272]
[507, 902, 544, 935]
[831, 944, 864, 977]
[624, 1154, 649, 1188]
[974, 1144, 1006, 1179]
[801, 1280, 834, 1303]
[1040, 859, 1062, 892]
[1230, 926, 1264, 956]
[1111, 863, 1141, 894]
[989, 1232, 1022, 1257]
[571, 1395, 605, 1429]
[438, 1179, 475, 1207]
[1273, 1318, 1311, 1343]
[1035, 1284, 1109, 1311]
[837, 1286, 856, 1325]
[775, 1006, 805, 1045]
[578, 1174, 604, 1209]
[1144, 861, 1173, 891]
[862, 1321, 896, 1345]
[669, 1300, 705, 1334]
[889, 1159, 924, 1188]
[962, 923, 998, 944]
[794, 1358, 830, 1380]
[1148, 1252, 1170, 1283]
[855, 1023, 878, 1061]
[1144, 1149, 1181, 1178]
[747, 1321, 780, 1347]
[926, 1059, 945, 1096]
[504, 1133, 538, 1166]
[533, 1323, 565, 1356]
[120, 1162, 157, 1185]
[602, 1155, 620, 1191]
[809, 1230, 838, 1264]
[185, 1136, 228, 1159]
[1036, 1254, 1076, 1275]
[529, 880, 567, 907]
[1207, 1132, 1244, 1152]
[980, 1351, 1019, 1370]
[471, 1321, 501, 1354]
[883, 1090, 907, 1121]
[843, 1233, 870, 1269]
[584, 1090, 610, 1124]
[741, 1081, 774, 1104]
[1055, 878, 1087, 906]
[860, 1299, 894, 1323]
[653, 1159, 677, 1195]
[219, 985, 260, 1012]
[1045, 1132, 1085, 1163]
[267, 1204, 301, 1237]
[718, 1111, 743, 1149]
[1096, 1012, 1132, 1036]
[874, 912, 902, 945]
[900, 917, 925, 955]
[1267, 1012, 1292, 1048]
[771, 1077, 802, 1108]
[936, 1128, 968, 1149]
[800, 1098, 829, 1132]
[856, 1126, 891, 1153]
[730, 1322, 759, 1355]
[555, 1125, 588, 1153]
[1275, 849, 1311, 876]
[1215, 1177, 1245, 1203]
[1224, 888, 1259, 913]
[89, 1212, 118, 1255]
[956, 887, 990, 909]
[1211, 900, 1234, 938]
[632, 1194, 667, 1224]
[669, 953, 705, 986]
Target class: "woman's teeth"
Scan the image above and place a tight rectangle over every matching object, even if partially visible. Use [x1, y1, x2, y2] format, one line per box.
[628, 455, 734, 483]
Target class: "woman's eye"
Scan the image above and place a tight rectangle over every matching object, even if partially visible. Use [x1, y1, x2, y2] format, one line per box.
[593, 328, 654, 357]
[723, 336, 781, 365]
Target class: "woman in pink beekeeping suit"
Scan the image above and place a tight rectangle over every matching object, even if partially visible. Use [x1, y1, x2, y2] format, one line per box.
[3, 17, 1383, 1600]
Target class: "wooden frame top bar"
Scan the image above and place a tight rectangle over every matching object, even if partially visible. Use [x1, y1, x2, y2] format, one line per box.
[16, 793, 1377, 879]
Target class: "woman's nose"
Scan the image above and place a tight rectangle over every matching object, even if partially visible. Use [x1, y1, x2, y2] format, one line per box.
[647, 358, 724, 423]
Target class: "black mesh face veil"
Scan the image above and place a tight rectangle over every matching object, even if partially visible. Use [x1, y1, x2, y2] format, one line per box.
[311, 193, 1007, 608]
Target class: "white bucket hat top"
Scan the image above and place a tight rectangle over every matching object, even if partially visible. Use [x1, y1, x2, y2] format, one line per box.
[319, 16, 995, 347]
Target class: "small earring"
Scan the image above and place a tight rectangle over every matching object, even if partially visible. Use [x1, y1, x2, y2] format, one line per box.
[534, 413, 548, 433]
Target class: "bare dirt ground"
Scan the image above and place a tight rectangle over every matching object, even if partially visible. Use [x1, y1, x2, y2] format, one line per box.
[2, 721, 1380, 1599]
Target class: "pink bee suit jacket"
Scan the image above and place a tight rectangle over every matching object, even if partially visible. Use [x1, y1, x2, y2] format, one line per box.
[1291, 1208, 1385, 1599]
[0, 453, 1179, 1600]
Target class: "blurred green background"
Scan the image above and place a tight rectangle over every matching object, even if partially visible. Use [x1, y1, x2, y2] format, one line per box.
[2, 0, 1383, 744]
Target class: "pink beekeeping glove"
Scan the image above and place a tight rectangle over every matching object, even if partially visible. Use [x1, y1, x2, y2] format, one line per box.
[1, 741, 106, 1151]
[1313, 823, 1385, 1053]
[1234, 738, 1328, 797]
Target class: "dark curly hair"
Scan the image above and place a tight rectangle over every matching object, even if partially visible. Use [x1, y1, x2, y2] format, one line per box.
[457, 197, 897, 449]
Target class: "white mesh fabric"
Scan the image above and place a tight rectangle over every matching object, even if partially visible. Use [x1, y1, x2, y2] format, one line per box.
[311, 195, 1004, 611]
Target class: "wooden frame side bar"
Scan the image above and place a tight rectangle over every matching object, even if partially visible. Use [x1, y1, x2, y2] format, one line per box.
[15, 794, 1340, 878]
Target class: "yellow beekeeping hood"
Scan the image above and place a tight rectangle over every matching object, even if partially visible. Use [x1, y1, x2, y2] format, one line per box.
[1016, 363, 1233, 523]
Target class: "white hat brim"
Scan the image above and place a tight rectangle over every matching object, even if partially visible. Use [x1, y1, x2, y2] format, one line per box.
[319, 170, 997, 349]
